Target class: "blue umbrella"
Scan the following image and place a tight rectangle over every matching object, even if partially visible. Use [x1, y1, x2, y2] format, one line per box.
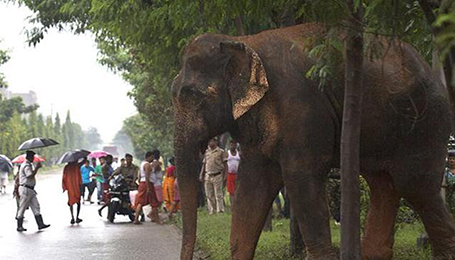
[0, 155, 13, 172]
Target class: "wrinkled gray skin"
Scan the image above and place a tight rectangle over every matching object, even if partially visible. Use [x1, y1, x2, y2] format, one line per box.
[172, 23, 455, 260]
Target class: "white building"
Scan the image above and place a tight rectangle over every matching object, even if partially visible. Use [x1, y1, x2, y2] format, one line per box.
[0, 89, 37, 106]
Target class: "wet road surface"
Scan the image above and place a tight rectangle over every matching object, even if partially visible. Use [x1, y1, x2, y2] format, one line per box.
[0, 169, 181, 260]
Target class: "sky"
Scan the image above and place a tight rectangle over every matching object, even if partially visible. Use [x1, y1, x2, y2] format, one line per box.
[0, 3, 137, 144]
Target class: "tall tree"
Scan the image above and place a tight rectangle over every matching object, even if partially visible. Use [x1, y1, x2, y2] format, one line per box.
[112, 129, 134, 156]
[0, 44, 9, 88]
[340, 1, 364, 259]
[64, 111, 75, 149]
[84, 127, 103, 150]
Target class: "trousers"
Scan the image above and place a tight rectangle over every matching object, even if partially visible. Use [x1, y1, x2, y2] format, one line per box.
[204, 173, 224, 214]
[16, 186, 41, 218]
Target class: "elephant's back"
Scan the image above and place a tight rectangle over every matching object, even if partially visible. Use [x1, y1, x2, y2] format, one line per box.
[237, 23, 452, 170]
[360, 41, 452, 170]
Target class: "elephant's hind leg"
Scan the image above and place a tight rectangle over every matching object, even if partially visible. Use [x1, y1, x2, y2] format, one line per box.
[393, 152, 455, 259]
[230, 157, 283, 260]
[362, 171, 400, 260]
[402, 192, 455, 259]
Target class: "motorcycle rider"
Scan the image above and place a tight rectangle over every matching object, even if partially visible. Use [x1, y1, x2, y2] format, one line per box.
[110, 154, 139, 191]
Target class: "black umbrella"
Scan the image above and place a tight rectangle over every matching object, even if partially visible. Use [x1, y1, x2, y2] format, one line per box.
[18, 137, 59, 151]
[57, 149, 91, 164]
[0, 155, 13, 172]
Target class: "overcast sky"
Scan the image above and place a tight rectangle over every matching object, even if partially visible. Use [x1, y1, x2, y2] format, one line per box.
[0, 3, 137, 144]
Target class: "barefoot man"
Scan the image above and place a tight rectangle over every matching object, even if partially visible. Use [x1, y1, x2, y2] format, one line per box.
[133, 151, 161, 224]
[62, 161, 83, 224]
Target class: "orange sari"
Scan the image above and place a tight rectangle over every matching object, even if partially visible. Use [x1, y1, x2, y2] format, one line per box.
[163, 176, 175, 210]
[62, 163, 82, 206]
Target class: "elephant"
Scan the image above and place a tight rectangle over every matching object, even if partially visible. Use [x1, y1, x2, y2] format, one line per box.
[172, 23, 455, 259]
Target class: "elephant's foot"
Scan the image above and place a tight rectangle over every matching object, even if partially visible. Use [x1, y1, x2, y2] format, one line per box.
[361, 243, 393, 260]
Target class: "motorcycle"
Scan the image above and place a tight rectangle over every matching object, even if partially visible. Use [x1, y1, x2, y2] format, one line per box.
[107, 174, 135, 223]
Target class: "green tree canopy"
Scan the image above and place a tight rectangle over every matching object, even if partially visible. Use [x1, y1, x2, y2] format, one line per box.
[0, 43, 9, 88]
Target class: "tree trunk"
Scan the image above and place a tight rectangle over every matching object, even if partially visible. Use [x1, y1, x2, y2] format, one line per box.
[234, 15, 246, 36]
[340, 1, 364, 259]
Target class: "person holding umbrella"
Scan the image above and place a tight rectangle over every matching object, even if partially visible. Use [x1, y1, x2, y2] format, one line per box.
[0, 170, 8, 194]
[16, 150, 50, 232]
[63, 161, 83, 224]
[58, 149, 90, 224]
[0, 155, 12, 194]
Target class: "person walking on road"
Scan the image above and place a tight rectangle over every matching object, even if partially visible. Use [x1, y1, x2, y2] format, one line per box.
[200, 138, 228, 215]
[168, 177, 180, 220]
[1, 169, 8, 194]
[92, 157, 104, 204]
[62, 161, 83, 224]
[151, 149, 164, 207]
[163, 157, 176, 212]
[98, 155, 114, 216]
[226, 140, 240, 207]
[80, 160, 96, 204]
[16, 150, 50, 232]
[133, 151, 161, 224]
[13, 165, 21, 215]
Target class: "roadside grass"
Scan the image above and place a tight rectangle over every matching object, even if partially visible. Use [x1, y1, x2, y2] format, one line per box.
[174, 209, 432, 259]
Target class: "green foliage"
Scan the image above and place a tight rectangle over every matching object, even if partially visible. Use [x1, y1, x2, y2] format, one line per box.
[0, 44, 9, 88]
[0, 98, 101, 165]
[120, 114, 173, 159]
[84, 127, 103, 151]
[11, 0, 304, 155]
[434, 1, 455, 57]
[0, 96, 38, 122]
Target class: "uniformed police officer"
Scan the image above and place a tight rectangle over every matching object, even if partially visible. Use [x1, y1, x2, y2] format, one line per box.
[16, 150, 50, 232]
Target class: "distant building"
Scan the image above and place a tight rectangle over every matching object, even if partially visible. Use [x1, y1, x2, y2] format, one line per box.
[0, 89, 37, 106]
[0, 88, 11, 99]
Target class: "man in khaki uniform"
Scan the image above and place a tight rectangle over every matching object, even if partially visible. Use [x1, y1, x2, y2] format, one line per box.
[110, 153, 139, 191]
[16, 150, 50, 232]
[200, 138, 228, 214]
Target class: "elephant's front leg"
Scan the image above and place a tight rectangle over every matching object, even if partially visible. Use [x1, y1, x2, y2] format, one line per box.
[230, 158, 283, 260]
[281, 157, 337, 260]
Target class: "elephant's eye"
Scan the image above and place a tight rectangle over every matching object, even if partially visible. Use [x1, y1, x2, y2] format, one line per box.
[179, 85, 206, 107]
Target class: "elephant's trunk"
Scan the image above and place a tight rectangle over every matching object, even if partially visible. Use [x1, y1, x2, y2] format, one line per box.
[175, 133, 200, 260]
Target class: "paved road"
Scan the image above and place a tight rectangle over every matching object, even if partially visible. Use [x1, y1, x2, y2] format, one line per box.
[0, 169, 181, 260]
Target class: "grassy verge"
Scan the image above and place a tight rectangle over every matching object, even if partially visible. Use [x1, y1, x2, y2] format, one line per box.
[174, 209, 432, 259]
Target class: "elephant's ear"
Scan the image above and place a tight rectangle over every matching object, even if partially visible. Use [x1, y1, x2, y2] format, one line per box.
[220, 41, 269, 120]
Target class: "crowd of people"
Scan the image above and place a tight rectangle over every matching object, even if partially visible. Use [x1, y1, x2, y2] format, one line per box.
[9, 137, 286, 231]
[60, 150, 182, 225]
